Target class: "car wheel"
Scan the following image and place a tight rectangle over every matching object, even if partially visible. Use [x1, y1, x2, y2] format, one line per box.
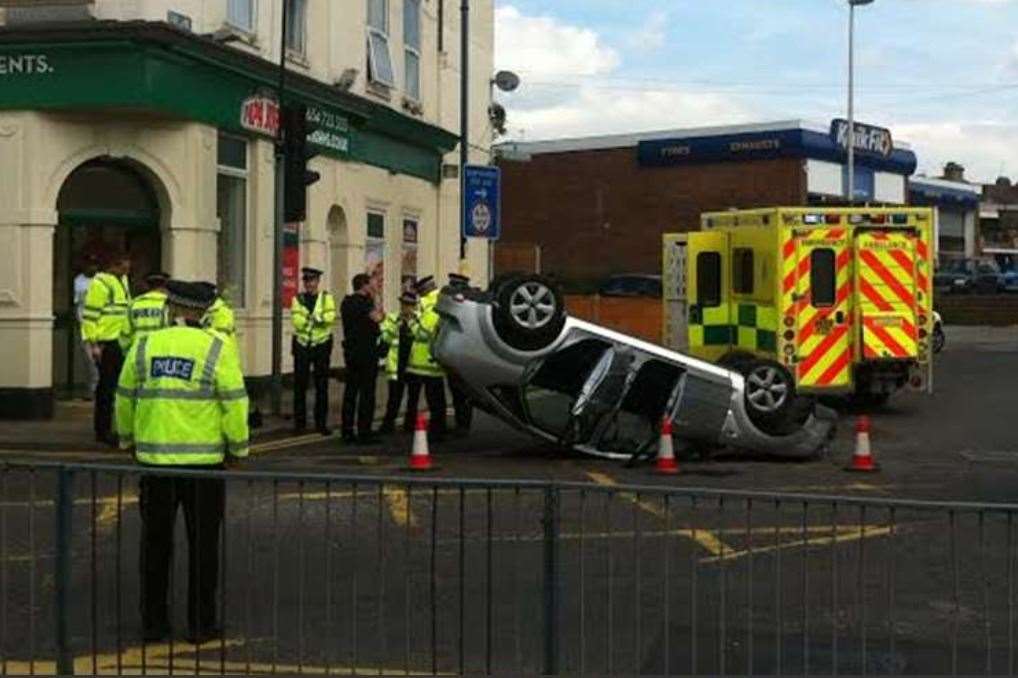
[933, 325, 945, 353]
[742, 359, 800, 434]
[492, 274, 567, 351]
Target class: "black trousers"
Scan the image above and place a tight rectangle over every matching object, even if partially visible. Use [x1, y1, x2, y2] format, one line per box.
[342, 356, 378, 437]
[139, 473, 224, 633]
[381, 376, 412, 432]
[449, 376, 474, 431]
[293, 339, 332, 428]
[405, 374, 447, 435]
[95, 341, 124, 438]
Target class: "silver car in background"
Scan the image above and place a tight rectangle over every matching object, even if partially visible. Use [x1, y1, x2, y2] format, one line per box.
[432, 274, 837, 462]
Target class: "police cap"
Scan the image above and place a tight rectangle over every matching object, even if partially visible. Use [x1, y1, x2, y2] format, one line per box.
[414, 275, 436, 295]
[166, 280, 216, 311]
[301, 267, 324, 281]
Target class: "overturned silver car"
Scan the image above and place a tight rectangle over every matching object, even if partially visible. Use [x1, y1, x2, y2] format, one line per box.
[433, 275, 836, 461]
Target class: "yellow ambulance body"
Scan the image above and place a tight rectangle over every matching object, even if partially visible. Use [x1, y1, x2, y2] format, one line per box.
[663, 207, 935, 403]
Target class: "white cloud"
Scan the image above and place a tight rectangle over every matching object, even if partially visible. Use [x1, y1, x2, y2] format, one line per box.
[496, 5, 751, 141]
[625, 10, 668, 52]
[895, 121, 1018, 182]
[495, 5, 619, 78]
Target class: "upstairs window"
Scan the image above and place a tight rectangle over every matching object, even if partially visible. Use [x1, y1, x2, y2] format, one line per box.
[227, 0, 254, 32]
[285, 0, 307, 54]
[367, 0, 395, 87]
[404, 0, 421, 100]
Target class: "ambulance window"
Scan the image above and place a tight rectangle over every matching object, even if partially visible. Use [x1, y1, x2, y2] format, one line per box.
[811, 249, 836, 307]
[696, 252, 721, 307]
[732, 248, 754, 294]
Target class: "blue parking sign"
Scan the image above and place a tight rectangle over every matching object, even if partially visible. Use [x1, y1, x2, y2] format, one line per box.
[463, 164, 501, 240]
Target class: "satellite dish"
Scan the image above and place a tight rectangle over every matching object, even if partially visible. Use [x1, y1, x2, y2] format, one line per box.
[493, 70, 521, 93]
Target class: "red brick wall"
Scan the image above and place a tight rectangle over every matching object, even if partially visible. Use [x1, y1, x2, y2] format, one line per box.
[497, 149, 806, 284]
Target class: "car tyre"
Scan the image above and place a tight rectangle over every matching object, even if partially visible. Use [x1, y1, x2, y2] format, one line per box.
[741, 359, 803, 434]
[932, 325, 945, 353]
[492, 274, 567, 351]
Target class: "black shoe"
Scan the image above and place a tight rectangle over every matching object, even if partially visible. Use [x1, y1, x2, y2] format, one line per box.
[316, 425, 332, 437]
[186, 625, 222, 645]
[143, 623, 170, 643]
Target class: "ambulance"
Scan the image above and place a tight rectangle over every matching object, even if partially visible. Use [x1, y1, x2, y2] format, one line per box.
[663, 207, 934, 433]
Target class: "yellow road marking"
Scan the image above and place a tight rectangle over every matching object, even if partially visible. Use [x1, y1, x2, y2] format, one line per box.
[250, 432, 324, 453]
[2, 636, 447, 676]
[584, 471, 734, 556]
[700, 524, 895, 564]
[383, 485, 419, 530]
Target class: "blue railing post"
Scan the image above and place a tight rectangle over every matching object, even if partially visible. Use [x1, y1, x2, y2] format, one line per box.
[55, 466, 74, 675]
[542, 486, 560, 676]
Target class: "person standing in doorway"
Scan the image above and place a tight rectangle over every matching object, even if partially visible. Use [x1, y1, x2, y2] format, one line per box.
[378, 290, 417, 434]
[81, 250, 132, 446]
[74, 255, 100, 400]
[120, 271, 170, 351]
[404, 276, 447, 440]
[340, 273, 382, 444]
[116, 280, 248, 644]
[291, 267, 337, 435]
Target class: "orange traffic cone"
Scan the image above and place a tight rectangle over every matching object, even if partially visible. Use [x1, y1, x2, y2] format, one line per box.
[408, 412, 435, 471]
[846, 415, 878, 472]
[654, 417, 679, 475]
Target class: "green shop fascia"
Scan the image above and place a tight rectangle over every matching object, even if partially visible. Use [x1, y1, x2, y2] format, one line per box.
[0, 21, 460, 182]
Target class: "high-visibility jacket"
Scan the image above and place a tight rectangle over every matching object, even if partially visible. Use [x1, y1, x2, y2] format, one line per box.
[291, 291, 337, 347]
[202, 298, 235, 337]
[379, 311, 408, 380]
[80, 272, 131, 343]
[120, 290, 169, 350]
[407, 289, 444, 377]
[116, 325, 249, 466]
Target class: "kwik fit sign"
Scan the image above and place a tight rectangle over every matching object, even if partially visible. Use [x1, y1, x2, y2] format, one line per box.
[830, 119, 894, 158]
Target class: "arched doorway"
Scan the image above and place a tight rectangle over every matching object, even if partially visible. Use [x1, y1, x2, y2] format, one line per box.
[53, 159, 163, 399]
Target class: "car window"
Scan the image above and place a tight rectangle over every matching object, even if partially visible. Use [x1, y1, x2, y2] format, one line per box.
[523, 338, 613, 437]
[587, 360, 685, 455]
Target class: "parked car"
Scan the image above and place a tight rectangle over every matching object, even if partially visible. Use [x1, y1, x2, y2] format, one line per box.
[598, 274, 662, 298]
[1001, 268, 1018, 293]
[433, 274, 836, 461]
[934, 258, 1005, 294]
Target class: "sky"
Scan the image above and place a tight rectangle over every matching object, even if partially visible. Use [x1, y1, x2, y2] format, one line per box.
[493, 0, 1018, 183]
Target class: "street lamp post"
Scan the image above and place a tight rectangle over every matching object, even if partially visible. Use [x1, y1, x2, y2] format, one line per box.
[847, 0, 874, 205]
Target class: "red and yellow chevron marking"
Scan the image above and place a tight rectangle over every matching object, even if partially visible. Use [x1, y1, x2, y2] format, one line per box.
[791, 229, 853, 388]
[857, 232, 918, 360]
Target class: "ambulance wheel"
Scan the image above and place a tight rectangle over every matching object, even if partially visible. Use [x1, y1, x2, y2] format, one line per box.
[742, 359, 797, 432]
[493, 274, 566, 351]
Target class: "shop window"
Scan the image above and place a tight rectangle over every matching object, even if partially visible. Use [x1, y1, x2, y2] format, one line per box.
[216, 135, 248, 309]
[227, 0, 254, 32]
[810, 249, 836, 307]
[696, 252, 721, 307]
[404, 0, 421, 100]
[285, 0, 307, 54]
[732, 248, 754, 295]
[367, 0, 395, 87]
[401, 217, 418, 292]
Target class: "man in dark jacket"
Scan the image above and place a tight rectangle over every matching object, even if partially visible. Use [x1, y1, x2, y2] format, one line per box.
[340, 273, 382, 444]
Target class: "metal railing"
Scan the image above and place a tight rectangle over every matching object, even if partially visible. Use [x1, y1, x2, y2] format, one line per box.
[1, 460, 1018, 675]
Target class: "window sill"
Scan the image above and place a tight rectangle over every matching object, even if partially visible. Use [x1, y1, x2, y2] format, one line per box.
[285, 49, 310, 69]
[401, 96, 424, 117]
[221, 23, 260, 48]
[365, 81, 393, 101]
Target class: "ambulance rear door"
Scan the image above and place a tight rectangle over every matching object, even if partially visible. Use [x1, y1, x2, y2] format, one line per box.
[687, 231, 731, 363]
[855, 229, 920, 361]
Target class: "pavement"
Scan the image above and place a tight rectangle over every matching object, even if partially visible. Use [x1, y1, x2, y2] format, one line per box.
[0, 324, 1016, 675]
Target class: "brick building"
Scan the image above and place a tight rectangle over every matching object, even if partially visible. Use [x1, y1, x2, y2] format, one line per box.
[980, 176, 1018, 268]
[493, 120, 918, 288]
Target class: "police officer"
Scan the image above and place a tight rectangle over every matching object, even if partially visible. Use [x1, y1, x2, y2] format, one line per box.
[81, 249, 132, 446]
[120, 271, 170, 350]
[291, 267, 337, 435]
[446, 273, 474, 434]
[116, 280, 248, 644]
[198, 282, 236, 344]
[378, 290, 417, 434]
[340, 273, 382, 444]
[405, 276, 447, 439]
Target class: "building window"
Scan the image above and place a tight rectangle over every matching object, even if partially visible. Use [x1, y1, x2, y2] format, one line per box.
[366, 211, 386, 297]
[227, 0, 255, 32]
[401, 217, 418, 292]
[403, 0, 421, 100]
[217, 135, 248, 309]
[732, 248, 754, 295]
[367, 0, 395, 87]
[285, 0, 307, 54]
